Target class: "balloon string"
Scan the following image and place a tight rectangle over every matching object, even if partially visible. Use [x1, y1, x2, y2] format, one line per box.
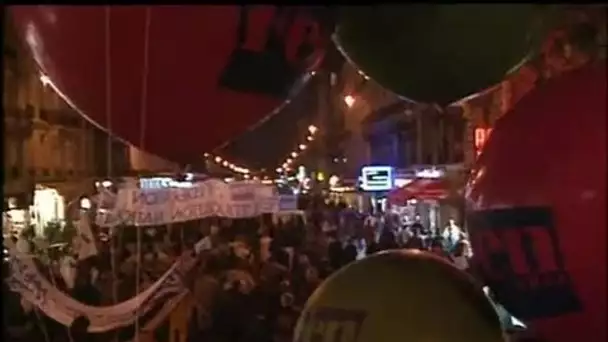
[103, 7, 121, 342]
[135, 7, 152, 342]
[104, 7, 113, 178]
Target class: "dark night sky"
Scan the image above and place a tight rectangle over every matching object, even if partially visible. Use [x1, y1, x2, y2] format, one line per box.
[219, 76, 318, 171]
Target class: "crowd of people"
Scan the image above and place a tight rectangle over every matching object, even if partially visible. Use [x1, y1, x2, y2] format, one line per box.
[3, 202, 473, 342]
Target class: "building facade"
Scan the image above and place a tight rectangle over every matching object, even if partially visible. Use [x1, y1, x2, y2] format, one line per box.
[3, 16, 131, 220]
[363, 102, 466, 169]
[314, 53, 402, 181]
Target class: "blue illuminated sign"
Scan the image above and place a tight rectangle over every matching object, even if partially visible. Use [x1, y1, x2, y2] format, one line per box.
[360, 166, 394, 192]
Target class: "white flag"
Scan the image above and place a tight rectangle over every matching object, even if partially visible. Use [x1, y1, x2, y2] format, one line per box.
[74, 214, 98, 260]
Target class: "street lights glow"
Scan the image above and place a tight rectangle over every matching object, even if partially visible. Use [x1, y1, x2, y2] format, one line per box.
[40, 74, 51, 87]
[344, 95, 356, 108]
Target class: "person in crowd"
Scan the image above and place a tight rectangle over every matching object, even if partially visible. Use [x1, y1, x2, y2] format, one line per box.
[403, 228, 425, 250]
[429, 237, 450, 260]
[69, 316, 92, 342]
[341, 238, 358, 267]
[5, 203, 483, 342]
[442, 218, 466, 252]
[326, 231, 343, 271]
[449, 240, 472, 272]
[377, 228, 399, 252]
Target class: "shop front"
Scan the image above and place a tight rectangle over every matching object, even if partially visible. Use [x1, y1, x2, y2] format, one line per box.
[4, 184, 67, 236]
[387, 165, 465, 234]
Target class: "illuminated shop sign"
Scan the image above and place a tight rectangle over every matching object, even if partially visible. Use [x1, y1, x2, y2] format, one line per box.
[360, 166, 395, 192]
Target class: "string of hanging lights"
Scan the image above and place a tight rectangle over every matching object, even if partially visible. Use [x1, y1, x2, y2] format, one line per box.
[275, 124, 318, 175]
[203, 152, 251, 177]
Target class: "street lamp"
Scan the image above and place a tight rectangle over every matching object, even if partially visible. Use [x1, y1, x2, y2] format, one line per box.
[344, 95, 356, 108]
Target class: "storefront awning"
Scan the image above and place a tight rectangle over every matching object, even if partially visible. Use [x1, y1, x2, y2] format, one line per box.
[388, 178, 451, 205]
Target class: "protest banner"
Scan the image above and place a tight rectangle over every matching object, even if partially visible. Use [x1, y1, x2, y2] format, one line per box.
[94, 180, 294, 227]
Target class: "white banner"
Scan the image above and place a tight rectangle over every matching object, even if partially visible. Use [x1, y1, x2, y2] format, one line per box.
[95, 180, 279, 227]
[95, 179, 287, 227]
[5, 238, 197, 332]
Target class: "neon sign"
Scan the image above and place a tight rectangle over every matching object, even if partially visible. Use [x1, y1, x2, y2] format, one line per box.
[360, 166, 394, 192]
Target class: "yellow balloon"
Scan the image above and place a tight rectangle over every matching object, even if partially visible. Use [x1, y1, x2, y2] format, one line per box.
[294, 250, 505, 342]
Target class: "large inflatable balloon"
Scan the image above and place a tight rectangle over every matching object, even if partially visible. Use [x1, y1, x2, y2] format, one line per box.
[334, 5, 553, 105]
[9, 6, 328, 164]
[466, 62, 606, 342]
[294, 250, 506, 342]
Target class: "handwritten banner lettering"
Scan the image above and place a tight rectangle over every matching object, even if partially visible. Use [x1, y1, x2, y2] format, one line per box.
[95, 180, 297, 227]
[4, 238, 199, 332]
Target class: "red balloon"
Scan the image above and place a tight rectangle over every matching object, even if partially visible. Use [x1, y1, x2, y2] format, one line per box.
[10, 6, 327, 163]
[466, 63, 606, 342]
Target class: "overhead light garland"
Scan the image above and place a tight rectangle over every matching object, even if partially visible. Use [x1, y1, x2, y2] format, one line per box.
[275, 125, 318, 174]
[204, 152, 251, 177]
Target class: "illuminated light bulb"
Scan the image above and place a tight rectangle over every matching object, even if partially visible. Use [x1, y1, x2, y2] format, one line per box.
[291, 152, 298, 158]
[282, 163, 288, 169]
[204, 153, 210, 158]
[299, 144, 307, 150]
[357, 70, 370, 80]
[214, 156, 222, 163]
[308, 125, 318, 134]
[276, 168, 283, 173]
[244, 174, 250, 179]
[286, 158, 293, 164]
[40, 74, 51, 86]
[222, 161, 229, 167]
[344, 95, 356, 108]
[306, 136, 313, 141]
[242, 169, 250, 174]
